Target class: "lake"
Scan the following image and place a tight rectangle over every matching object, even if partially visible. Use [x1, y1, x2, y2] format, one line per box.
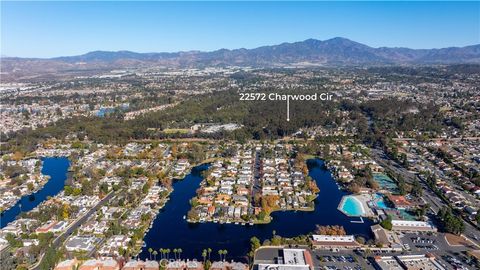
[0, 157, 70, 228]
[139, 159, 373, 261]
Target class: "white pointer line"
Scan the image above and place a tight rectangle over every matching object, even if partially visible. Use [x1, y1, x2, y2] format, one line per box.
[286, 97, 290, 122]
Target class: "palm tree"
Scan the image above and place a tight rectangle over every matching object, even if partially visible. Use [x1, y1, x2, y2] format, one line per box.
[162, 248, 168, 260]
[207, 248, 212, 261]
[202, 249, 207, 263]
[159, 248, 164, 260]
[218, 250, 223, 261]
[173, 248, 178, 260]
[148, 248, 153, 260]
[223, 250, 228, 261]
[166, 249, 171, 260]
[152, 250, 158, 261]
[178, 248, 183, 260]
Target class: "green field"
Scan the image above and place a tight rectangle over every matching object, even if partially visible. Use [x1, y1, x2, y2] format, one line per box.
[162, 128, 191, 134]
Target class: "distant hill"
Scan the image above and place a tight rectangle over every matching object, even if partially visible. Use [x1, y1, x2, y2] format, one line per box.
[2, 37, 480, 80]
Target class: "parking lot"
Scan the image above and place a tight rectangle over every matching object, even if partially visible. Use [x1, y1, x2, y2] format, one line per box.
[312, 250, 374, 270]
[397, 233, 479, 270]
[400, 233, 463, 253]
[440, 252, 479, 270]
[308, 232, 479, 270]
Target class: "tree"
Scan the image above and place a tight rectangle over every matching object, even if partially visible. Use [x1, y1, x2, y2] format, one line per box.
[249, 237, 261, 259]
[223, 250, 228, 261]
[61, 203, 70, 220]
[271, 235, 282, 246]
[160, 248, 166, 260]
[100, 182, 109, 195]
[152, 250, 158, 261]
[437, 207, 465, 235]
[178, 248, 182, 260]
[142, 183, 149, 194]
[380, 216, 393, 230]
[204, 260, 212, 270]
[148, 248, 153, 260]
[202, 249, 207, 263]
[64, 185, 73, 196]
[257, 210, 267, 221]
[173, 248, 178, 260]
[398, 176, 407, 195]
[17, 265, 28, 270]
[401, 153, 409, 168]
[261, 195, 279, 214]
[5, 233, 22, 248]
[315, 225, 346, 235]
[411, 180, 423, 197]
[39, 246, 61, 270]
[356, 236, 366, 245]
[12, 151, 24, 161]
[27, 182, 34, 191]
[166, 249, 171, 260]
[81, 179, 95, 196]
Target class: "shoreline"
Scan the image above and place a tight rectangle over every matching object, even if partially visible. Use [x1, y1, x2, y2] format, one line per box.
[186, 195, 318, 225]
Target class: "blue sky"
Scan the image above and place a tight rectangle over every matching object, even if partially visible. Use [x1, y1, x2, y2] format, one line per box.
[1, 1, 479, 58]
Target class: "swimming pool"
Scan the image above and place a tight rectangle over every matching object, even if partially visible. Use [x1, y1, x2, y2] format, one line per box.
[373, 193, 390, 209]
[339, 196, 366, 216]
[376, 199, 389, 209]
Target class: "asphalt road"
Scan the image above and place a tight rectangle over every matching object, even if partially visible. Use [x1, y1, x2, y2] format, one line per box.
[30, 191, 116, 270]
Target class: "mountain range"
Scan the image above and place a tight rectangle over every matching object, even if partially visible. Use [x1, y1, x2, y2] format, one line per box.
[2, 37, 480, 80]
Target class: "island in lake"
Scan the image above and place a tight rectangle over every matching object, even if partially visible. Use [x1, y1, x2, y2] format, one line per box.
[186, 143, 319, 224]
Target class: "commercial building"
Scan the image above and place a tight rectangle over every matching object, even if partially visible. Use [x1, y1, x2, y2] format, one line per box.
[54, 259, 79, 270]
[253, 247, 314, 270]
[370, 225, 403, 250]
[311, 235, 360, 250]
[122, 260, 159, 270]
[374, 254, 445, 270]
[78, 259, 120, 270]
[391, 220, 437, 232]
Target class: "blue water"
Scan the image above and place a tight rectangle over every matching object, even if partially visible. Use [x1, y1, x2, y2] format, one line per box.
[0, 157, 70, 228]
[96, 107, 116, 117]
[96, 104, 129, 117]
[371, 194, 416, 220]
[374, 194, 390, 209]
[376, 199, 388, 209]
[340, 196, 365, 216]
[139, 159, 373, 262]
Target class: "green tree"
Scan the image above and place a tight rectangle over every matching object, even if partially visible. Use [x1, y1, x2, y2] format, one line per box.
[148, 248, 153, 260]
[178, 248, 182, 260]
[438, 207, 465, 235]
[397, 176, 407, 195]
[202, 249, 207, 263]
[249, 236, 261, 259]
[39, 247, 61, 270]
[411, 180, 423, 197]
[380, 216, 393, 230]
